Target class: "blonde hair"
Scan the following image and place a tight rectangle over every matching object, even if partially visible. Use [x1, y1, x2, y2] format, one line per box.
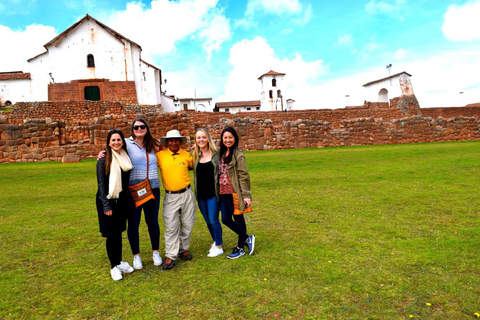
[193, 128, 217, 161]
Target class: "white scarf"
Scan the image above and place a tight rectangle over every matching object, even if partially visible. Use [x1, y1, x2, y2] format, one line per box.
[107, 149, 133, 199]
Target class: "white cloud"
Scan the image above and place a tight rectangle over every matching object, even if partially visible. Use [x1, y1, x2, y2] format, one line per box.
[215, 36, 327, 109]
[442, 0, 480, 42]
[243, 0, 312, 26]
[0, 24, 57, 71]
[199, 14, 231, 60]
[392, 48, 407, 59]
[365, 0, 406, 18]
[338, 33, 353, 47]
[104, 0, 230, 60]
[293, 3, 313, 26]
[307, 47, 480, 109]
[246, 0, 303, 15]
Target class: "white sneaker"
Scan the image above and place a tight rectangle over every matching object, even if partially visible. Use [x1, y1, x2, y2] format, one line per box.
[110, 266, 123, 281]
[117, 261, 134, 273]
[153, 252, 163, 266]
[209, 242, 216, 253]
[207, 246, 224, 257]
[133, 255, 143, 270]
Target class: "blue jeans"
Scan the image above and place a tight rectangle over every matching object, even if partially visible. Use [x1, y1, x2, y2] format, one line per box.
[127, 188, 161, 255]
[197, 196, 223, 246]
[220, 194, 248, 248]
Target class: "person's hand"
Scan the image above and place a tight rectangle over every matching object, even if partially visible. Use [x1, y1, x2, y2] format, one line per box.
[97, 150, 106, 160]
[104, 210, 112, 216]
[154, 139, 163, 153]
[244, 198, 251, 207]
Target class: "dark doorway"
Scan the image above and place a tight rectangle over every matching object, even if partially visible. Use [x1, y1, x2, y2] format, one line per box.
[84, 86, 100, 101]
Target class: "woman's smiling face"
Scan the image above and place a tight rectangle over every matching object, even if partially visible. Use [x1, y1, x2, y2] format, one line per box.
[222, 131, 235, 149]
[109, 133, 124, 152]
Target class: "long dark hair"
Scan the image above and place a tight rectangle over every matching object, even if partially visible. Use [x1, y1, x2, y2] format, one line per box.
[219, 127, 239, 164]
[105, 129, 127, 175]
[131, 117, 155, 153]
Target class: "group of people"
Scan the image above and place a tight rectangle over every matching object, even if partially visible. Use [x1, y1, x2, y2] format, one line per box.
[95, 117, 256, 280]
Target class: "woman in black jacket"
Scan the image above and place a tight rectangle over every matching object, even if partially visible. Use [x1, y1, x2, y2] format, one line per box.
[96, 129, 134, 281]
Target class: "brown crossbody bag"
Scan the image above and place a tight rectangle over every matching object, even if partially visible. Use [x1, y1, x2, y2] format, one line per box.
[129, 152, 155, 208]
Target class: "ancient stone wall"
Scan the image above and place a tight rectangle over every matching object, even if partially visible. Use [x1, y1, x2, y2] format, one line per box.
[8, 101, 162, 124]
[1, 97, 480, 163]
[421, 106, 480, 119]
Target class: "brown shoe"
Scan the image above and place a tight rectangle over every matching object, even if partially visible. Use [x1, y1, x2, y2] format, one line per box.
[178, 250, 193, 260]
[162, 258, 176, 270]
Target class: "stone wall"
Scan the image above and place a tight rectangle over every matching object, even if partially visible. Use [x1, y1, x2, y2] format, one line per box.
[48, 79, 138, 103]
[1, 96, 480, 163]
[8, 101, 162, 124]
[421, 106, 480, 119]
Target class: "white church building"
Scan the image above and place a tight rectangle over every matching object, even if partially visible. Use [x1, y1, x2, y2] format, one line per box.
[0, 14, 174, 111]
[215, 69, 291, 112]
[363, 71, 414, 105]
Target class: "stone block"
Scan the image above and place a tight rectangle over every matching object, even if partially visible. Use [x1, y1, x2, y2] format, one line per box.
[62, 155, 81, 163]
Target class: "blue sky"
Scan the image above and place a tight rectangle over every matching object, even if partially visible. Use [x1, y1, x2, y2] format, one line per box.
[1, 0, 480, 109]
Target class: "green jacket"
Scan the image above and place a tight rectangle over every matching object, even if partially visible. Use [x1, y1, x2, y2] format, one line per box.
[193, 150, 220, 201]
[227, 150, 252, 212]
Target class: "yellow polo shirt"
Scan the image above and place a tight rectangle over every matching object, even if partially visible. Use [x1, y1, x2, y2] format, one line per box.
[156, 148, 193, 192]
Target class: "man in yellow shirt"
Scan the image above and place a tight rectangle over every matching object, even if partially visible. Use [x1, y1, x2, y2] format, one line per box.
[157, 130, 195, 270]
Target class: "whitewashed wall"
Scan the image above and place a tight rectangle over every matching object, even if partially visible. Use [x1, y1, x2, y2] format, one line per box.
[259, 74, 285, 111]
[0, 79, 31, 106]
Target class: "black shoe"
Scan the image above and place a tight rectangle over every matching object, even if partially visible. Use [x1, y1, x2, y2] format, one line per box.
[162, 258, 176, 270]
[178, 250, 193, 260]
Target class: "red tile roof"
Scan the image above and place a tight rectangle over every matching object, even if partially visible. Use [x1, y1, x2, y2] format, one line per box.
[0, 72, 31, 80]
[465, 102, 480, 107]
[258, 70, 286, 79]
[215, 101, 260, 108]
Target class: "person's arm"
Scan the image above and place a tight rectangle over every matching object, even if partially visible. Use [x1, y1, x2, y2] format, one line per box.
[97, 150, 106, 160]
[235, 152, 252, 205]
[96, 158, 112, 214]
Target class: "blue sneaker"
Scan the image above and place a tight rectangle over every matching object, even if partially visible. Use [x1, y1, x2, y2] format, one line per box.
[227, 247, 245, 259]
[245, 235, 256, 255]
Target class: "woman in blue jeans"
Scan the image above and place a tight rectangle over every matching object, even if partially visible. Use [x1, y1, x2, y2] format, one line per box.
[125, 117, 163, 269]
[192, 128, 224, 257]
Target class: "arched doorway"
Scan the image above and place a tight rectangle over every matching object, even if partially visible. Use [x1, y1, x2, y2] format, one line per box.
[378, 88, 388, 102]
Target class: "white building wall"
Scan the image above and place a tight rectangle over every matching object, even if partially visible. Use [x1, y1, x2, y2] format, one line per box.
[259, 74, 285, 111]
[138, 61, 161, 105]
[1, 15, 162, 105]
[28, 53, 50, 101]
[0, 79, 31, 106]
[45, 21, 131, 83]
[161, 94, 175, 112]
[176, 98, 212, 112]
[363, 74, 414, 103]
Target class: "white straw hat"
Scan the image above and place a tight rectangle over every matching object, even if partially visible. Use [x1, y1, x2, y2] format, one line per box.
[160, 130, 188, 148]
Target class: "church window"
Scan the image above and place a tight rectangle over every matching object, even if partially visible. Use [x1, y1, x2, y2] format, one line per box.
[87, 54, 95, 67]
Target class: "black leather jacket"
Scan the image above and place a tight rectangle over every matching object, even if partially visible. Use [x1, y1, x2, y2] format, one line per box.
[96, 157, 131, 213]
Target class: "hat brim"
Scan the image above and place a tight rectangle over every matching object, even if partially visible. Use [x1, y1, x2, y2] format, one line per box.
[160, 136, 188, 148]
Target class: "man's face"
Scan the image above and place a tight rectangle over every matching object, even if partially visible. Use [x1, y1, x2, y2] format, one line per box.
[167, 138, 181, 153]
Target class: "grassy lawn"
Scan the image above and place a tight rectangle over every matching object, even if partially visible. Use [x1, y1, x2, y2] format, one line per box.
[1, 141, 479, 319]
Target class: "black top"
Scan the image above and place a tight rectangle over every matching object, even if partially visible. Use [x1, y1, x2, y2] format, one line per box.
[196, 161, 216, 199]
[96, 157, 131, 237]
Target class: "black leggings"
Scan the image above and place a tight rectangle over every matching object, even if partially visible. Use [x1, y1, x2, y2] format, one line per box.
[220, 194, 248, 248]
[106, 232, 122, 268]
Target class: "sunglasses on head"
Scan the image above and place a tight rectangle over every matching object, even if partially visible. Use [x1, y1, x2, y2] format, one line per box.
[133, 125, 147, 130]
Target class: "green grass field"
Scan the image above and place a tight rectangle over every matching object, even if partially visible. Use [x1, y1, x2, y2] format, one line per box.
[1, 141, 479, 319]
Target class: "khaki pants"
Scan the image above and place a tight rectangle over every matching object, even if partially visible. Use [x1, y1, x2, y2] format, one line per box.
[163, 188, 196, 260]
